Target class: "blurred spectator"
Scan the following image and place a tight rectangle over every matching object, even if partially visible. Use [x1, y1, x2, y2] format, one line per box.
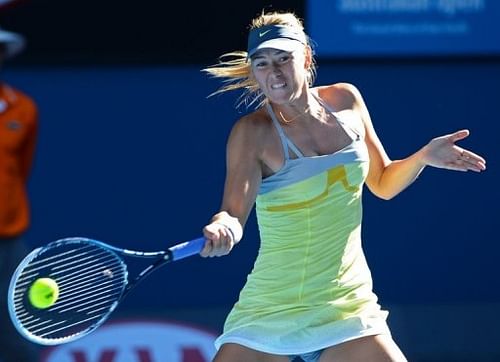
[0, 27, 39, 362]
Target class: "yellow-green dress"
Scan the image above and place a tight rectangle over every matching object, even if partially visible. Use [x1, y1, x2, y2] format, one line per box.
[215, 96, 390, 355]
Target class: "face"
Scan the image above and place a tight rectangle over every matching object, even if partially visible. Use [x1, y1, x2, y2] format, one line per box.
[250, 47, 309, 105]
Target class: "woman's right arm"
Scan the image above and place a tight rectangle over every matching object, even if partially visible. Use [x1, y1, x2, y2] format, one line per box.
[201, 116, 264, 257]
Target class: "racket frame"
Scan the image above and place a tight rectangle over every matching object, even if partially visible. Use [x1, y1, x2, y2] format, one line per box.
[8, 236, 205, 345]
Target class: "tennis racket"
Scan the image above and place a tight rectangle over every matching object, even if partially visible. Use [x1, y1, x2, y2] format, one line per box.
[7, 236, 206, 345]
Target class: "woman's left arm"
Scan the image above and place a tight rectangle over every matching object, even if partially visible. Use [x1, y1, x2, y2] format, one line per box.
[343, 83, 486, 200]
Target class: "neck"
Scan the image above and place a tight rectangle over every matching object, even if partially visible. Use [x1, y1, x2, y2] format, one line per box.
[272, 91, 324, 125]
[278, 106, 311, 124]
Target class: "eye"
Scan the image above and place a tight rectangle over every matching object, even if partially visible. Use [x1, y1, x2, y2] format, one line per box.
[279, 54, 291, 62]
[253, 60, 268, 69]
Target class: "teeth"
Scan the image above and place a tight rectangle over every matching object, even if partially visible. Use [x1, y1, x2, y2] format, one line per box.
[271, 83, 286, 89]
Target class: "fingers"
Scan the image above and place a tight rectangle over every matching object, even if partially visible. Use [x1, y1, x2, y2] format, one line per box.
[455, 148, 487, 172]
[442, 161, 468, 172]
[447, 128, 487, 172]
[448, 129, 470, 143]
[200, 223, 235, 258]
[461, 149, 486, 166]
[445, 148, 486, 172]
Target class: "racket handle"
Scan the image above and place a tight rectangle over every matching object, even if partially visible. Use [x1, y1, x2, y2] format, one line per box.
[169, 237, 206, 261]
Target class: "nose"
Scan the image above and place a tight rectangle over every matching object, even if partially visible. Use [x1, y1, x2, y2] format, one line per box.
[270, 62, 283, 76]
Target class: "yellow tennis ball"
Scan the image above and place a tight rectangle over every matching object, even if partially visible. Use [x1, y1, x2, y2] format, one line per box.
[28, 277, 59, 309]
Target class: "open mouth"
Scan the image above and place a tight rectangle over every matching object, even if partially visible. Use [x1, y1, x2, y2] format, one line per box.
[271, 82, 286, 89]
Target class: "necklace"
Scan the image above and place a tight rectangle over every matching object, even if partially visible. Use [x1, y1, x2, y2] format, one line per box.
[277, 103, 326, 125]
[278, 106, 310, 124]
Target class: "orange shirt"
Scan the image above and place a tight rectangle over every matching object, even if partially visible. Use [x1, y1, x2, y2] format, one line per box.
[0, 84, 37, 238]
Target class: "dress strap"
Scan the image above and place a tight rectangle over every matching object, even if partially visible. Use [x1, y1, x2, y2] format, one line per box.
[311, 92, 362, 141]
[265, 103, 304, 159]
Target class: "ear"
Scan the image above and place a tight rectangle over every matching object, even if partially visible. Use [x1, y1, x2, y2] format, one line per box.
[304, 45, 312, 70]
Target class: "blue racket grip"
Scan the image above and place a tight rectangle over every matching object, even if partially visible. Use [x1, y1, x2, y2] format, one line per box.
[169, 237, 206, 261]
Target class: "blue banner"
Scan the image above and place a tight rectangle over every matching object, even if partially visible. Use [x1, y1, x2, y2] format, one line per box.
[306, 0, 499, 57]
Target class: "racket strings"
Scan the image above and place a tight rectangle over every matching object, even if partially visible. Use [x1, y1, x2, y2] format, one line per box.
[11, 241, 127, 342]
[14, 248, 95, 288]
[14, 248, 116, 299]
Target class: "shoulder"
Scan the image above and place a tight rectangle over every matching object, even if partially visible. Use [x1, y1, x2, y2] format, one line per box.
[314, 83, 365, 110]
[3, 84, 38, 118]
[230, 107, 273, 141]
[1, 83, 38, 127]
[227, 107, 276, 159]
[5, 85, 36, 106]
[314, 83, 368, 137]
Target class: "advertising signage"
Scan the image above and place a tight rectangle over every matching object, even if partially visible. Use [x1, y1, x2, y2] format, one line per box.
[42, 320, 217, 362]
[306, 0, 500, 57]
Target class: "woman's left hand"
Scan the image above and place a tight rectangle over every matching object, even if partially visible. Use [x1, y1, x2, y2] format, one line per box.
[420, 129, 486, 172]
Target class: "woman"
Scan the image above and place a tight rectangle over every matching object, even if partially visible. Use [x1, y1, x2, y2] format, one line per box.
[200, 11, 486, 362]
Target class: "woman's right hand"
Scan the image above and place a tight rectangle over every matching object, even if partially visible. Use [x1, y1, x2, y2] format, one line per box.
[201, 222, 236, 257]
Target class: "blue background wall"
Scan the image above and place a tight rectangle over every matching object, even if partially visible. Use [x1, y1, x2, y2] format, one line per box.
[5, 59, 499, 360]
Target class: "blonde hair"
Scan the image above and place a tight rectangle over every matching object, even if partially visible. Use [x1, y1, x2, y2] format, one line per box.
[202, 11, 316, 109]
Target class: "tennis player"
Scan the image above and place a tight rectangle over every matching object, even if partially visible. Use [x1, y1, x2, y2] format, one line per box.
[200, 11, 486, 362]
